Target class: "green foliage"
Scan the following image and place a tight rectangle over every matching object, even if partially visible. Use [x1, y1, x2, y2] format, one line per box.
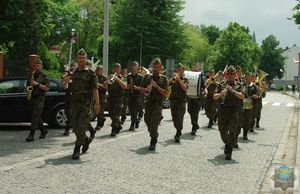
[181, 24, 210, 68]
[111, 0, 187, 66]
[207, 22, 262, 72]
[200, 25, 221, 45]
[259, 35, 285, 80]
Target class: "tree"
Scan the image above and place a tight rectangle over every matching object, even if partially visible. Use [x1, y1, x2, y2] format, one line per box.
[110, 0, 187, 67]
[259, 35, 285, 80]
[200, 25, 221, 45]
[182, 24, 210, 68]
[207, 22, 262, 72]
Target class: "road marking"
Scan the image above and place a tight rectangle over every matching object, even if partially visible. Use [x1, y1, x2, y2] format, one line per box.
[272, 102, 281, 106]
[263, 101, 268, 105]
[286, 103, 295, 107]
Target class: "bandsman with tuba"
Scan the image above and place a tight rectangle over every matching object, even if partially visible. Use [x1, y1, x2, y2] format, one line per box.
[25, 58, 49, 142]
[204, 69, 218, 128]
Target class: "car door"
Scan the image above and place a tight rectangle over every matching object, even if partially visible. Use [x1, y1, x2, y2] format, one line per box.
[0, 79, 28, 122]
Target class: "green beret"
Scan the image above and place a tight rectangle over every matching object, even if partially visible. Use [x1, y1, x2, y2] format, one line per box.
[235, 65, 241, 70]
[244, 71, 251, 76]
[177, 63, 184, 69]
[35, 58, 43, 65]
[132, 61, 139, 66]
[227, 65, 236, 73]
[114, 63, 121, 68]
[77, 48, 87, 56]
[153, 57, 162, 65]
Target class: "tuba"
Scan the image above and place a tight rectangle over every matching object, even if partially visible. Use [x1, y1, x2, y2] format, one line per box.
[26, 70, 35, 100]
[255, 69, 268, 96]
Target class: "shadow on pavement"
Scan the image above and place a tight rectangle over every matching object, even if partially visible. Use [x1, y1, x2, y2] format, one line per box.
[180, 132, 197, 140]
[207, 154, 239, 165]
[130, 146, 158, 155]
[238, 138, 256, 143]
[254, 127, 265, 131]
[161, 138, 178, 147]
[43, 155, 90, 166]
[200, 126, 216, 131]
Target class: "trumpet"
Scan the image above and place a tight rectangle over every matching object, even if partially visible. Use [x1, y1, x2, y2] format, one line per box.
[108, 73, 117, 84]
[26, 70, 35, 100]
[205, 74, 219, 88]
[171, 73, 180, 83]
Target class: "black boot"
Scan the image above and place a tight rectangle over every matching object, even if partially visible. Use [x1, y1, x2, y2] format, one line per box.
[233, 134, 239, 148]
[174, 131, 181, 143]
[149, 137, 157, 151]
[243, 130, 248, 140]
[116, 125, 122, 134]
[256, 119, 260, 128]
[82, 137, 93, 153]
[208, 119, 213, 128]
[39, 128, 48, 139]
[249, 128, 254, 133]
[129, 122, 135, 131]
[191, 125, 197, 135]
[135, 121, 140, 129]
[26, 130, 35, 142]
[111, 128, 117, 136]
[63, 127, 70, 136]
[89, 127, 96, 139]
[72, 145, 81, 160]
[225, 144, 232, 160]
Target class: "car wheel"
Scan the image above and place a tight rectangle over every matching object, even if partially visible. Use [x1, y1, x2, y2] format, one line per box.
[52, 106, 67, 128]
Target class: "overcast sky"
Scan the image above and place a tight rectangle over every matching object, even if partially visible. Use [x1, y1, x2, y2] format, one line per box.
[180, 0, 300, 48]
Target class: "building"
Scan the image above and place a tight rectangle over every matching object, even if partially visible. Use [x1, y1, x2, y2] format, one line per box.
[283, 45, 300, 81]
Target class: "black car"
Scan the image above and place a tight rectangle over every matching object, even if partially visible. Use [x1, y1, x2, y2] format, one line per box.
[0, 77, 66, 128]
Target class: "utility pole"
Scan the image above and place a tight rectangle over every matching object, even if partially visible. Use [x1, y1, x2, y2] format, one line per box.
[103, 0, 110, 76]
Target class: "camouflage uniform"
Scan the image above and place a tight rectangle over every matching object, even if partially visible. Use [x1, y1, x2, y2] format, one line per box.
[70, 68, 98, 146]
[205, 83, 218, 128]
[169, 77, 188, 140]
[127, 73, 143, 130]
[216, 80, 244, 158]
[142, 74, 168, 145]
[63, 85, 72, 135]
[121, 76, 129, 124]
[108, 75, 125, 135]
[27, 70, 49, 141]
[251, 91, 266, 128]
[96, 75, 107, 129]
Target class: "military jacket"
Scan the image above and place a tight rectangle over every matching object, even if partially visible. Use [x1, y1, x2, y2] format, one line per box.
[206, 83, 218, 100]
[127, 73, 143, 95]
[141, 74, 168, 103]
[70, 68, 98, 95]
[169, 77, 189, 100]
[27, 70, 49, 97]
[97, 75, 107, 95]
[244, 83, 258, 99]
[216, 80, 244, 107]
[108, 74, 125, 97]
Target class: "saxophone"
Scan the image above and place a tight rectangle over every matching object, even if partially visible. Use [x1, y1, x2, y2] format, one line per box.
[26, 70, 35, 100]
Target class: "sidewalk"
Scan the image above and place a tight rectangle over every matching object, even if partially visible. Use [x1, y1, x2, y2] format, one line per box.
[283, 91, 300, 194]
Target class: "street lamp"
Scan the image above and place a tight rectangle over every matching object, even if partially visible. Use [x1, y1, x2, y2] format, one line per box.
[103, 0, 110, 76]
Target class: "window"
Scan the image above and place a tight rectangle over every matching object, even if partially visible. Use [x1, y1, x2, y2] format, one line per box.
[49, 81, 58, 92]
[0, 80, 20, 94]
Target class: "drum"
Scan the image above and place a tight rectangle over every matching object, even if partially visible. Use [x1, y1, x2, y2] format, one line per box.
[243, 98, 253, 109]
[184, 71, 202, 98]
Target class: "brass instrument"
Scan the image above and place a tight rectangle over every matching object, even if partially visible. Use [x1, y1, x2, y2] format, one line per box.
[255, 69, 268, 96]
[139, 66, 150, 77]
[171, 73, 180, 84]
[205, 74, 219, 89]
[108, 73, 117, 84]
[26, 70, 35, 100]
[145, 78, 154, 97]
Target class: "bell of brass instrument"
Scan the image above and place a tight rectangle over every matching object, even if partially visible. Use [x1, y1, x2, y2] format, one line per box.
[108, 73, 117, 84]
[255, 69, 268, 96]
[205, 74, 219, 88]
[139, 66, 150, 77]
[26, 70, 35, 100]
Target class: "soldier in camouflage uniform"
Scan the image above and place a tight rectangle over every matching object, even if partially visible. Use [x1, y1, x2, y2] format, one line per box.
[213, 65, 245, 160]
[127, 61, 144, 131]
[63, 49, 100, 160]
[121, 68, 129, 124]
[95, 65, 107, 130]
[187, 65, 205, 135]
[204, 69, 218, 128]
[169, 63, 188, 143]
[26, 58, 50, 142]
[139, 58, 168, 150]
[241, 72, 259, 140]
[105, 63, 127, 136]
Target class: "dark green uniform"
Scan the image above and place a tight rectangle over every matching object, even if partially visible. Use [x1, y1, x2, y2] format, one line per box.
[108, 75, 125, 135]
[251, 91, 266, 129]
[205, 82, 218, 128]
[63, 85, 72, 135]
[169, 77, 188, 139]
[242, 83, 258, 139]
[235, 79, 244, 147]
[127, 73, 143, 130]
[96, 75, 107, 129]
[121, 76, 129, 124]
[28, 70, 49, 134]
[70, 68, 98, 146]
[142, 74, 168, 144]
[187, 74, 205, 134]
[216, 80, 244, 154]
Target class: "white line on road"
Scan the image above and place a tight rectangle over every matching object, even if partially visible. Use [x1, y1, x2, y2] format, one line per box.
[286, 103, 295, 107]
[272, 102, 281, 106]
[263, 101, 268, 105]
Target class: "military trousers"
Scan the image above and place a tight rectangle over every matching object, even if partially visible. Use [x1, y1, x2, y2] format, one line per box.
[170, 99, 186, 134]
[30, 95, 45, 131]
[187, 98, 201, 127]
[128, 94, 143, 123]
[71, 95, 91, 145]
[121, 94, 129, 120]
[218, 106, 239, 146]
[205, 98, 217, 121]
[109, 96, 123, 128]
[144, 101, 163, 138]
[96, 95, 106, 124]
[242, 109, 253, 133]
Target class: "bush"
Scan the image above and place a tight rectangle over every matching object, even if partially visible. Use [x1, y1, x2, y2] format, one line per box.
[276, 85, 284, 91]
